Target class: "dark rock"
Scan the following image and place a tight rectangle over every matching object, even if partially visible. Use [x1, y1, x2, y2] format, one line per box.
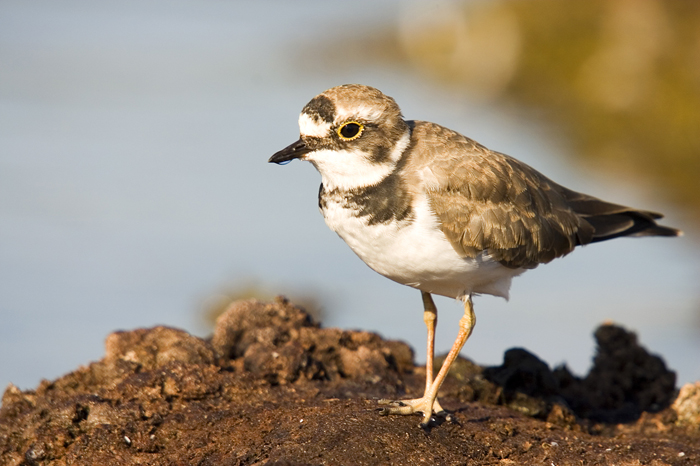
[557, 323, 677, 423]
[482, 323, 677, 424]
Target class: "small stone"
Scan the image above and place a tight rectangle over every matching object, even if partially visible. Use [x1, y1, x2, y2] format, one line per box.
[672, 382, 700, 428]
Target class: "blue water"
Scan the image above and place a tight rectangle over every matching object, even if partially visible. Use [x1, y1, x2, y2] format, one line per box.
[1, 0, 698, 392]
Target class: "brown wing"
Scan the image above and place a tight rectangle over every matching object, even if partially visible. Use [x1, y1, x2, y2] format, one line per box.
[406, 121, 679, 269]
[406, 121, 591, 269]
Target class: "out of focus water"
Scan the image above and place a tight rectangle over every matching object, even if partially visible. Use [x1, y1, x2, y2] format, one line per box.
[1, 0, 698, 391]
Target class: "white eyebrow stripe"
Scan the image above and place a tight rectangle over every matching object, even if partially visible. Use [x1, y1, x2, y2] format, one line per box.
[299, 113, 332, 138]
[335, 104, 385, 124]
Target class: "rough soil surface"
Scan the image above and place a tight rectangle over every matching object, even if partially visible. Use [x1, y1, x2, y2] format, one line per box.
[1, 297, 699, 465]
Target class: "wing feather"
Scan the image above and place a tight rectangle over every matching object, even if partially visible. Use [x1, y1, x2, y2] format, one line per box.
[405, 121, 591, 269]
[400, 121, 679, 269]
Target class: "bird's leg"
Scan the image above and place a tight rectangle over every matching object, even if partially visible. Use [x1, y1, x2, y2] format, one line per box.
[422, 291, 437, 389]
[417, 294, 475, 425]
[420, 292, 446, 413]
[379, 293, 477, 426]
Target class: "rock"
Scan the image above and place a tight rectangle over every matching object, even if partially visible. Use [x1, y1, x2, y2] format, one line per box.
[556, 323, 677, 423]
[0, 298, 697, 465]
[477, 324, 678, 425]
[673, 382, 700, 429]
[212, 296, 413, 386]
[105, 326, 217, 369]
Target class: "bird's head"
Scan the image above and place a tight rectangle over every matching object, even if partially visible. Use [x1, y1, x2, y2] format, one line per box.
[269, 84, 411, 190]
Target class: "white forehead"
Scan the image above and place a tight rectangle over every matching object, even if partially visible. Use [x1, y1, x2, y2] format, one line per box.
[298, 113, 332, 138]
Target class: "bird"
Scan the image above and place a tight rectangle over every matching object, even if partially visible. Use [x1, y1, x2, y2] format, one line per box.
[268, 84, 681, 427]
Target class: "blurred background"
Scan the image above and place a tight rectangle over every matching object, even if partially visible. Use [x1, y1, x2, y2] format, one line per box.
[1, 0, 699, 391]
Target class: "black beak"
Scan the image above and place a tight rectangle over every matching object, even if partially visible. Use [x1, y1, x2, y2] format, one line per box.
[268, 138, 312, 164]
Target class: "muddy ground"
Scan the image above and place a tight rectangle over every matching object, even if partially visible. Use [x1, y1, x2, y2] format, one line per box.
[1, 297, 699, 465]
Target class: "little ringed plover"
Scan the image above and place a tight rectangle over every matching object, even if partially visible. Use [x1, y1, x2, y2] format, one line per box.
[268, 84, 681, 427]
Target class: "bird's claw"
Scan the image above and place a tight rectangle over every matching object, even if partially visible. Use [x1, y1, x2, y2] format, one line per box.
[375, 396, 449, 426]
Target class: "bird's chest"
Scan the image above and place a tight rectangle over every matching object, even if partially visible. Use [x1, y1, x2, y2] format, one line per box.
[318, 182, 418, 266]
[320, 195, 407, 269]
[319, 186, 481, 296]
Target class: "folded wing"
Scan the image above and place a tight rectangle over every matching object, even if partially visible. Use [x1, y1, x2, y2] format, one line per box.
[409, 122, 680, 269]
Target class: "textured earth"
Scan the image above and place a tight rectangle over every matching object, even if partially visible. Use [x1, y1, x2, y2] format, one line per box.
[1, 297, 699, 465]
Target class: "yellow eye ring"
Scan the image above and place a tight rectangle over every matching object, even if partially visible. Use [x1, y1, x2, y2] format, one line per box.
[336, 121, 364, 141]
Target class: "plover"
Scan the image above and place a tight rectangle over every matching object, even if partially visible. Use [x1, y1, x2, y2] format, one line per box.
[268, 84, 680, 427]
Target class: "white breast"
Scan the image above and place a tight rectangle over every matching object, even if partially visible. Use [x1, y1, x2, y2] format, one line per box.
[321, 192, 525, 299]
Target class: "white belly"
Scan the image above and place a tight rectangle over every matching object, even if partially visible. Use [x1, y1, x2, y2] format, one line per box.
[321, 193, 525, 299]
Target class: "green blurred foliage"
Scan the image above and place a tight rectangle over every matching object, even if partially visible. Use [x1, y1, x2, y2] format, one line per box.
[502, 0, 699, 215]
[315, 0, 700, 219]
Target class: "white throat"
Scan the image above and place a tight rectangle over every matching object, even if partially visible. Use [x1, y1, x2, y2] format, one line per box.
[306, 131, 411, 191]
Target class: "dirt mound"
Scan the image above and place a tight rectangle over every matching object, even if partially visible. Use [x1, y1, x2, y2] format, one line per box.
[1, 297, 698, 465]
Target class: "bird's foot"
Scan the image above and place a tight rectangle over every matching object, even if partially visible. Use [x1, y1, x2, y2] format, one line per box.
[377, 396, 452, 427]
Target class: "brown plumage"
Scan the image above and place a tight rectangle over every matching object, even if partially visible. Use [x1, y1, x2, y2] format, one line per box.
[404, 121, 680, 269]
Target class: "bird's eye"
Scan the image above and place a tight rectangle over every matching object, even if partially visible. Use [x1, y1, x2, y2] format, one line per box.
[337, 121, 364, 141]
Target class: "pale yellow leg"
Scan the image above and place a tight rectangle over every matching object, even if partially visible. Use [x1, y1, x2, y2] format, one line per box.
[422, 291, 437, 390]
[379, 294, 476, 426]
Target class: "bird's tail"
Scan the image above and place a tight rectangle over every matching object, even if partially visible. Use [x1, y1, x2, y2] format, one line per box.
[559, 186, 682, 244]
